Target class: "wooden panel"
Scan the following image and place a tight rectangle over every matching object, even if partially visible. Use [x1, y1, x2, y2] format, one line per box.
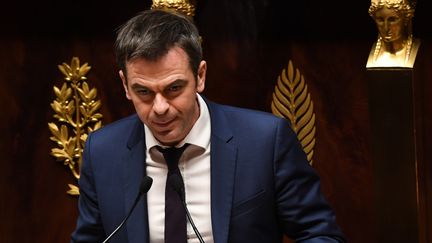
[368, 69, 419, 242]
[414, 42, 432, 243]
[0, 0, 431, 242]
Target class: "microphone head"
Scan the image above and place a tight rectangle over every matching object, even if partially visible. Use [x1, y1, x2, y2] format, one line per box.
[168, 173, 185, 201]
[139, 176, 153, 195]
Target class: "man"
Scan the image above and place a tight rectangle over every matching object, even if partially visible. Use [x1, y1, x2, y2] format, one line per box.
[71, 9, 345, 243]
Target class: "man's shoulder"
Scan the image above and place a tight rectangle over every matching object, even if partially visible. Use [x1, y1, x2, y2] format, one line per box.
[207, 100, 282, 123]
[206, 100, 293, 137]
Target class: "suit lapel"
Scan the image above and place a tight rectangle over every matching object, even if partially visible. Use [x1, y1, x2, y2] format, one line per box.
[120, 102, 237, 243]
[123, 117, 150, 243]
[207, 101, 237, 243]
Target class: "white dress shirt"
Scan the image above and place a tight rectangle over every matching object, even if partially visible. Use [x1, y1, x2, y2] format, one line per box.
[145, 94, 214, 243]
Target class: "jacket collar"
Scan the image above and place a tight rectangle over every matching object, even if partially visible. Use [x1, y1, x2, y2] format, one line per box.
[124, 116, 150, 242]
[206, 100, 237, 243]
[123, 98, 238, 243]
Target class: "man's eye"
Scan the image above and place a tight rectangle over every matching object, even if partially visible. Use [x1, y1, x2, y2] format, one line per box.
[136, 89, 150, 95]
[168, 85, 182, 92]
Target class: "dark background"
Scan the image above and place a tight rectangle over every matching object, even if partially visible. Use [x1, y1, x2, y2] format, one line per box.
[1, 0, 431, 242]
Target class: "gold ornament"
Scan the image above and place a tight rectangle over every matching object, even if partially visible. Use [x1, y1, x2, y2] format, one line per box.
[151, 0, 196, 17]
[48, 57, 103, 195]
[367, 0, 420, 67]
[369, 0, 416, 15]
[271, 60, 316, 164]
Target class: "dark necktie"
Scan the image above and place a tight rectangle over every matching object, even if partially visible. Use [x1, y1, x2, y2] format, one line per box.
[158, 145, 189, 243]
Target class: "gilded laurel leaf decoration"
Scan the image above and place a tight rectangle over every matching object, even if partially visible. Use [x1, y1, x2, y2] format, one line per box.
[271, 60, 316, 164]
[49, 57, 103, 196]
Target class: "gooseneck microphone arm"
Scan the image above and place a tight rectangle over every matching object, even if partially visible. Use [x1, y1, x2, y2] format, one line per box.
[102, 176, 153, 243]
[168, 173, 205, 243]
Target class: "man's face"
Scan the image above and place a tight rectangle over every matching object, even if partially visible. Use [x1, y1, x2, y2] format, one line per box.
[120, 47, 206, 146]
[374, 7, 404, 43]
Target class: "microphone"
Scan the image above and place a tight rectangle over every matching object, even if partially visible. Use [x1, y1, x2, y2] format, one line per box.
[102, 176, 153, 243]
[168, 173, 205, 243]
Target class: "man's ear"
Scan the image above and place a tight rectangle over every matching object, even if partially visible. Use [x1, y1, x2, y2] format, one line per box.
[196, 60, 206, 93]
[119, 70, 131, 100]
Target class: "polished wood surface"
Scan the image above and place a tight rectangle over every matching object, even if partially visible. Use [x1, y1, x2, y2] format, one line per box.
[1, 0, 431, 242]
[368, 69, 419, 242]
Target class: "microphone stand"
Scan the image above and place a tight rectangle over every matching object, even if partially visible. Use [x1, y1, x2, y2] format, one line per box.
[169, 173, 205, 243]
[102, 176, 153, 243]
[182, 200, 205, 243]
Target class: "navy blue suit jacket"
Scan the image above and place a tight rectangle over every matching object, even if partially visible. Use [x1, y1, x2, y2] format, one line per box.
[71, 99, 345, 242]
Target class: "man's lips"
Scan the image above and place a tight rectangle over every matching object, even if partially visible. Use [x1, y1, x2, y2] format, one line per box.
[152, 118, 176, 129]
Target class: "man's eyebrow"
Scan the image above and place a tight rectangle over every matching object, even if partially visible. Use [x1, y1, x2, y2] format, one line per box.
[129, 79, 187, 91]
[169, 79, 187, 86]
[130, 83, 148, 89]
[162, 79, 188, 91]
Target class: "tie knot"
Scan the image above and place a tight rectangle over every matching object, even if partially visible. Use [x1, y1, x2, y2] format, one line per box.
[157, 144, 189, 171]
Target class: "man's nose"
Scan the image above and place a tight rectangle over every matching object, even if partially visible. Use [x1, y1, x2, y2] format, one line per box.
[153, 93, 169, 115]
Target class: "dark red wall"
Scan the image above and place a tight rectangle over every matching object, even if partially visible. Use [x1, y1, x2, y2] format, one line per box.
[1, 0, 431, 242]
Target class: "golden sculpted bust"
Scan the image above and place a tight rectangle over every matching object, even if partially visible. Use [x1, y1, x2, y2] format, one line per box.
[151, 0, 196, 17]
[367, 0, 420, 68]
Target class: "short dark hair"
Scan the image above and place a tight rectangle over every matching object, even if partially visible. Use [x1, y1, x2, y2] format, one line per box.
[115, 10, 202, 79]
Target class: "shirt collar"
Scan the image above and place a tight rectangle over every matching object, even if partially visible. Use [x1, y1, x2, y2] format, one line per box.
[144, 94, 211, 151]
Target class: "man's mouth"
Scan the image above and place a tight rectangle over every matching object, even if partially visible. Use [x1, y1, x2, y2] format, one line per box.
[152, 118, 176, 128]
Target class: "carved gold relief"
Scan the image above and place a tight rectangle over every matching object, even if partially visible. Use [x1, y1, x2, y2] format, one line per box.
[48, 57, 102, 195]
[151, 0, 196, 17]
[271, 60, 316, 164]
[367, 0, 420, 67]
